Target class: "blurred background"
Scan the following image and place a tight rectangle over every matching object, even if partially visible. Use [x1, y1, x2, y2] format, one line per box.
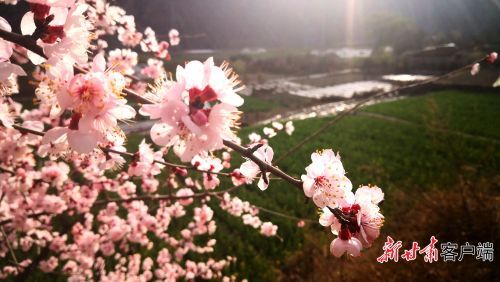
[3, 0, 499, 281]
[117, 1, 498, 281]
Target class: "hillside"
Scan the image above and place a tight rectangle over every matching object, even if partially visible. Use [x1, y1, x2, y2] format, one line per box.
[115, 0, 500, 49]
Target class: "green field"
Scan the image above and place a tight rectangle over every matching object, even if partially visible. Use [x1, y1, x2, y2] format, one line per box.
[126, 90, 499, 281]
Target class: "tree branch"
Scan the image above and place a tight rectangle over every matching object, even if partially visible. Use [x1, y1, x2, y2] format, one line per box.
[9, 125, 230, 177]
[0, 29, 45, 58]
[222, 140, 303, 189]
[0, 226, 20, 269]
[93, 185, 239, 205]
[0, 186, 239, 227]
[8, 124, 285, 182]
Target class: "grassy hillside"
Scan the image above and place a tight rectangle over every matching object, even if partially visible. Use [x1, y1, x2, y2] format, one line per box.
[126, 90, 499, 281]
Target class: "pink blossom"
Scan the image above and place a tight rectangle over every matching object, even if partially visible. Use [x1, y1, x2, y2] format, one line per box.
[62, 260, 77, 275]
[330, 237, 362, 257]
[42, 114, 98, 153]
[156, 41, 169, 59]
[0, 61, 26, 97]
[100, 140, 127, 171]
[176, 188, 194, 206]
[118, 30, 142, 47]
[271, 121, 283, 130]
[140, 27, 158, 52]
[348, 186, 385, 247]
[46, 4, 91, 64]
[301, 149, 352, 207]
[222, 151, 231, 168]
[263, 127, 276, 138]
[239, 144, 273, 190]
[242, 214, 262, 228]
[21, 3, 91, 65]
[248, 132, 262, 143]
[128, 140, 163, 177]
[487, 52, 498, 64]
[321, 185, 384, 257]
[107, 48, 138, 75]
[42, 55, 136, 153]
[319, 207, 341, 232]
[192, 154, 224, 190]
[169, 29, 180, 46]
[0, 97, 21, 127]
[176, 57, 244, 107]
[141, 58, 244, 162]
[35, 55, 73, 116]
[39, 256, 58, 273]
[285, 121, 295, 135]
[230, 169, 250, 187]
[141, 58, 164, 79]
[470, 63, 480, 76]
[41, 161, 70, 187]
[0, 17, 14, 60]
[260, 222, 277, 237]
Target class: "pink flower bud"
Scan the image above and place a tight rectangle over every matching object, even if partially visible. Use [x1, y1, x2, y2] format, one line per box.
[487, 52, 498, 64]
[297, 220, 305, 228]
[470, 63, 480, 76]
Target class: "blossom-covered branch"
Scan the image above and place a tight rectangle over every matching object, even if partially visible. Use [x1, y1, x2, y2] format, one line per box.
[9, 123, 278, 179]
[1, 0, 495, 280]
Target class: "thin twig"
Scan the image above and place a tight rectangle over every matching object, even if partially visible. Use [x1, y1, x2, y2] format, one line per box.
[9, 125, 231, 178]
[1, 226, 20, 269]
[0, 166, 16, 174]
[253, 205, 316, 223]
[0, 186, 239, 227]
[93, 185, 239, 205]
[222, 140, 303, 189]
[8, 124, 285, 181]
[0, 212, 51, 227]
[102, 147, 233, 177]
[213, 194, 315, 224]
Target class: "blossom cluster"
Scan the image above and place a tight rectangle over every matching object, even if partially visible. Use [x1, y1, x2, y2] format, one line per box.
[0, 0, 391, 280]
[0, 104, 254, 280]
[141, 57, 244, 162]
[302, 149, 385, 257]
[220, 192, 278, 236]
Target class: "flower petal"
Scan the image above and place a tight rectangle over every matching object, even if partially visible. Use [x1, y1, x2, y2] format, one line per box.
[67, 130, 98, 153]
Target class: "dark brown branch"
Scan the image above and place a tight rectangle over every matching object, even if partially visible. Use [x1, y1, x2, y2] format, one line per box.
[222, 140, 303, 189]
[9, 125, 235, 177]
[0, 29, 45, 58]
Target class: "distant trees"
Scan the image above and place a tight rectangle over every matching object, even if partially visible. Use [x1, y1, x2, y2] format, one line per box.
[369, 13, 425, 54]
